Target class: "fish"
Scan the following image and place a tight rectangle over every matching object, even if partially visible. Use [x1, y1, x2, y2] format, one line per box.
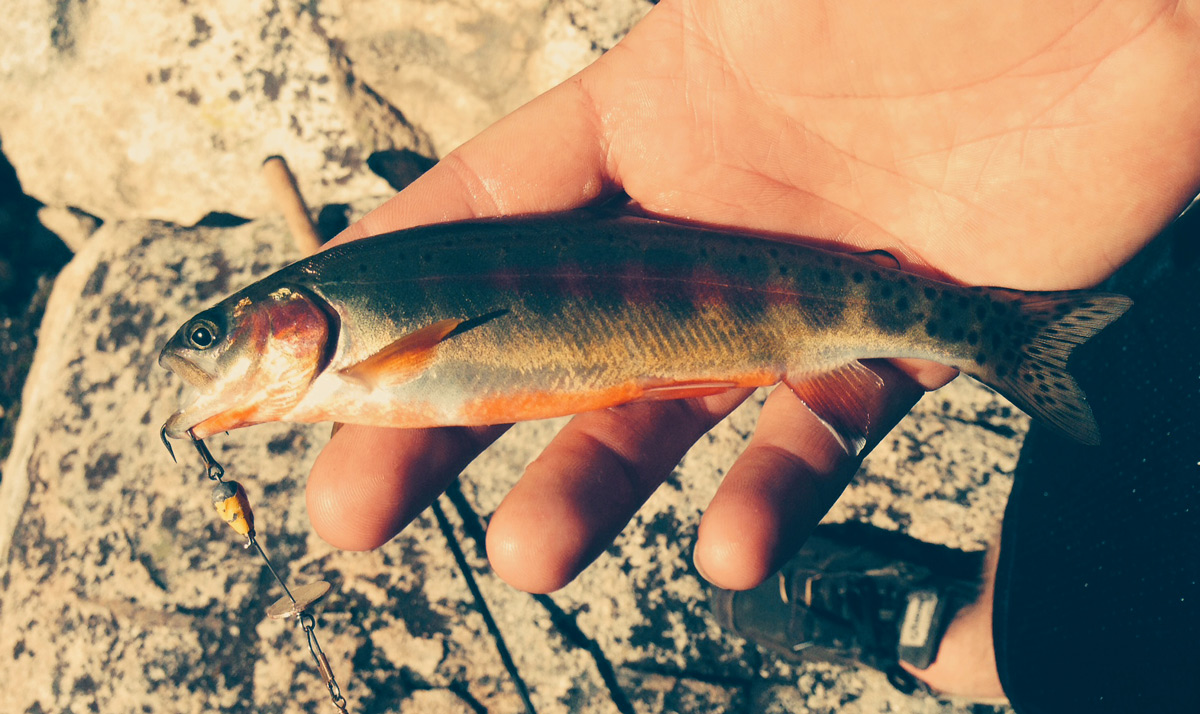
[159, 213, 1132, 449]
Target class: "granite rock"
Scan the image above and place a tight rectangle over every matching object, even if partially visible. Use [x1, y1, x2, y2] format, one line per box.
[335, 0, 654, 158]
[0, 0, 652, 227]
[0, 216, 1018, 712]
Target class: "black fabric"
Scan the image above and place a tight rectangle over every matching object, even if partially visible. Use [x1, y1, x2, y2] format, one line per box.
[993, 212, 1200, 713]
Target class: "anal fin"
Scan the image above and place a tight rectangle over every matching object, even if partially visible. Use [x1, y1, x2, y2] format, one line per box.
[784, 361, 885, 456]
[339, 318, 463, 389]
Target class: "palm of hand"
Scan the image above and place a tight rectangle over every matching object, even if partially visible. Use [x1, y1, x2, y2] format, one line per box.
[592, 0, 1199, 288]
[310, 0, 1200, 592]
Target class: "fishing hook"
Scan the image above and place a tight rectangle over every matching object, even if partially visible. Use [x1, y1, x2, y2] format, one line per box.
[159, 423, 224, 480]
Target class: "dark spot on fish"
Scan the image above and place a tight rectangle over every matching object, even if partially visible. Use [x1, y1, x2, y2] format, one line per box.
[975, 352, 987, 365]
[1023, 374, 1035, 383]
[769, 248, 779, 258]
[881, 285, 893, 298]
[870, 271, 881, 281]
[1034, 394, 1046, 405]
[992, 301, 1007, 315]
[925, 322, 939, 337]
[778, 265, 789, 276]
[738, 254, 748, 264]
[952, 326, 965, 341]
[1078, 301, 1094, 309]
[1056, 302, 1073, 315]
[852, 271, 864, 283]
[975, 304, 988, 321]
[896, 296, 910, 311]
[832, 258, 843, 268]
[1039, 384, 1050, 393]
[966, 331, 979, 345]
[663, 295, 699, 323]
[924, 287, 937, 300]
[734, 290, 769, 324]
[820, 270, 832, 284]
[957, 294, 970, 307]
[995, 365, 1008, 378]
[808, 295, 849, 328]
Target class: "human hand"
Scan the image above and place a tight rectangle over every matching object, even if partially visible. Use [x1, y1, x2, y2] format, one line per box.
[306, 0, 1200, 592]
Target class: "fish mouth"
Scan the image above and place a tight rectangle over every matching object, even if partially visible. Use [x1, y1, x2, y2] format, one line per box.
[159, 350, 220, 438]
[159, 350, 215, 388]
[162, 387, 233, 439]
[162, 409, 193, 439]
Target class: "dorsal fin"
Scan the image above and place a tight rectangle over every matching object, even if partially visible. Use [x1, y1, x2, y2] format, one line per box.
[855, 249, 902, 270]
[339, 318, 463, 389]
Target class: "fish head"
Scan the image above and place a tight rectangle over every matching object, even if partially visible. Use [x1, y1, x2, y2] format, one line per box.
[159, 285, 333, 439]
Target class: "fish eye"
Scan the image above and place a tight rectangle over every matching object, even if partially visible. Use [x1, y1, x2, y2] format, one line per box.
[186, 319, 221, 350]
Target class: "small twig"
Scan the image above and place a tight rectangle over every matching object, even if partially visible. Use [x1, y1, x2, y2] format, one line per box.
[261, 156, 323, 256]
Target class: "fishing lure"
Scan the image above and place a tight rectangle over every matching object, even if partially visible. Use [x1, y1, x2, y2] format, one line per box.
[161, 430, 349, 712]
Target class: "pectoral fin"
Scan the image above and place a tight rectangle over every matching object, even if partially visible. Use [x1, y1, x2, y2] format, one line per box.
[637, 380, 739, 401]
[339, 318, 463, 389]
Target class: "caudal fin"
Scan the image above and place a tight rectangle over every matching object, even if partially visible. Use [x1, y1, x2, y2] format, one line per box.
[991, 292, 1132, 445]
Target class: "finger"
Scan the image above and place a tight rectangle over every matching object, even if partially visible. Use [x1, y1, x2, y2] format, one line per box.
[695, 361, 926, 590]
[889, 357, 958, 390]
[330, 75, 618, 247]
[307, 423, 507, 550]
[485, 389, 754, 593]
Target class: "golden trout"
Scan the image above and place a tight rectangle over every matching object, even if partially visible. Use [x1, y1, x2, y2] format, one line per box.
[160, 214, 1131, 448]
